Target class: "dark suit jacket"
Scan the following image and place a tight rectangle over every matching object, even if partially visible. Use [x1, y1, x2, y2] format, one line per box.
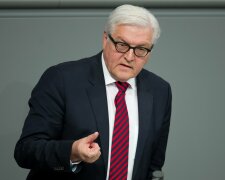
[14, 52, 172, 180]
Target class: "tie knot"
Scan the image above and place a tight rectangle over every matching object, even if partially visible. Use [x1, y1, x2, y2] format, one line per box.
[115, 81, 129, 92]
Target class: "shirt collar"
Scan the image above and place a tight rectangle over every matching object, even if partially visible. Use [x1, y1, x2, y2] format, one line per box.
[101, 53, 136, 90]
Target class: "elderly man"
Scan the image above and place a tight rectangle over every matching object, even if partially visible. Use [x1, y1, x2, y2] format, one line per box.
[15, 4, 172, 180]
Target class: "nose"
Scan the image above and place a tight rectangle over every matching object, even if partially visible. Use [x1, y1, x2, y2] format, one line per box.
[124, 49, 135, 62]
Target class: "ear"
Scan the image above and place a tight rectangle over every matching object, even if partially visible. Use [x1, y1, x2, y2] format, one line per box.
[102, 31, 108, 49]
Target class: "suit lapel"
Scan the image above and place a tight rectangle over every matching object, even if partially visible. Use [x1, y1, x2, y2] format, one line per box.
[132, 71, 154, 179]
[86, 54, 109, 174]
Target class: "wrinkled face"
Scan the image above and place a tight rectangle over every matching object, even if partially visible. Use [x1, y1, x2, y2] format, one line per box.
[102, 24, 154, 82]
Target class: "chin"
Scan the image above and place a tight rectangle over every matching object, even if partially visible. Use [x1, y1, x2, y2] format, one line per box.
[113, 72, 134, 82]
[116, 76, 131, 82]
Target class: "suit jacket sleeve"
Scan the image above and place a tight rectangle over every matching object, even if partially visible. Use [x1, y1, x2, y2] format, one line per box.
[14, 66, 74, 172]
[149, 83, 172, 177]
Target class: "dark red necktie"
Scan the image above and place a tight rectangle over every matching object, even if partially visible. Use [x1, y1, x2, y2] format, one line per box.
[109, 81, 130, 180]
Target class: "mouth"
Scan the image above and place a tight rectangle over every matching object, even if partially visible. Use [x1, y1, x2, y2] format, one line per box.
[120, 63, 132, 69]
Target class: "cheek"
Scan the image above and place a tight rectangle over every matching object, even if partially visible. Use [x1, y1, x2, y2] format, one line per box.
[134, 61, 147, 73]
[109, 58, 119, 71]
[104, 53, 119, 72]
[108, 54, 122, 67]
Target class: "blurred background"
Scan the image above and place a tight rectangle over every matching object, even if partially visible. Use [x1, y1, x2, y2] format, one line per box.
[0, 0, 225, 179]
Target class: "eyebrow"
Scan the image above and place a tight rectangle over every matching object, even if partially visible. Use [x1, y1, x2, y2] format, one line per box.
[115, 36, 151, 48]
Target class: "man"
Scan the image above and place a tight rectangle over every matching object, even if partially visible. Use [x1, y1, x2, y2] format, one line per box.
[14, 4, 172, 180]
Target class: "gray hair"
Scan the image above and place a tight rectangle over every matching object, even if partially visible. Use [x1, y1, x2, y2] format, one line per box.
[104, 4, 161, 44]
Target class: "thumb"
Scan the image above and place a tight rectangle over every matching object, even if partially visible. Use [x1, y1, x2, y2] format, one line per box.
[85, 132, 99, 143]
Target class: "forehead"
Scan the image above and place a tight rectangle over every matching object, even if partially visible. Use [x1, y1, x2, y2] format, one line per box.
[112, 24, 153, 46]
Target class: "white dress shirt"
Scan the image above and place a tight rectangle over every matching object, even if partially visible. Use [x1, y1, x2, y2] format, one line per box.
[101, 54, 139, 180]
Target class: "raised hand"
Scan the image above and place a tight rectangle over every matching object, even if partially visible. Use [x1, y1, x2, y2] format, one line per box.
[70, 132, 101, 163]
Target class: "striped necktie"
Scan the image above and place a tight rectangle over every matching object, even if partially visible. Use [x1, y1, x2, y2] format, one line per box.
[109, 81, 130, 180]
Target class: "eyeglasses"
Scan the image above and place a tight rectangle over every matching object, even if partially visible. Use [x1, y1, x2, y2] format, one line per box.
[108, 34, 153, 57]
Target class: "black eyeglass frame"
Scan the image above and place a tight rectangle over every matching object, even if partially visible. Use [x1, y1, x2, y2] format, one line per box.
[108, 34, 154, 57]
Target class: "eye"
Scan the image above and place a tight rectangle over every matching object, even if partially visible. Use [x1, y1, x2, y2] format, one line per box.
[116, 42, 129, 51]
[136, 47, 148, 53]
[117, 42, 128, 47]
